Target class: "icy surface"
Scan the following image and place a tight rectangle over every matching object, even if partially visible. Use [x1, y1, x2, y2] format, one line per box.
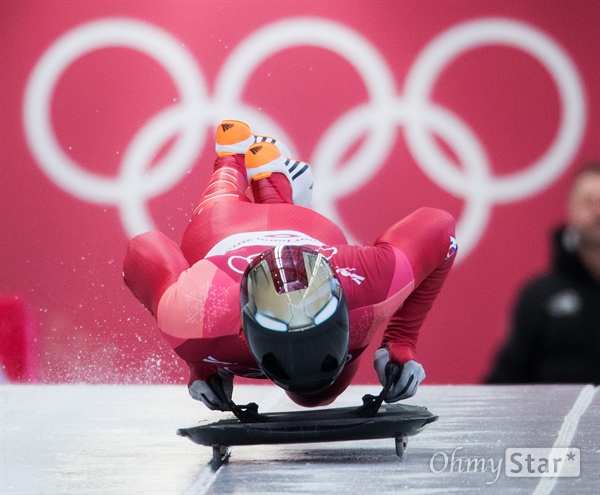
[1, 384, 598, 494]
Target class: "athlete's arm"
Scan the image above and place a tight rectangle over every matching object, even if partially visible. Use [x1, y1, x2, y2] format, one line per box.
[123, 231, 190, 316]
[375, 207, 457, 364]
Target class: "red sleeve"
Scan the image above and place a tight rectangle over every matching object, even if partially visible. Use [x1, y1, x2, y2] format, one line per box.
[123, 231, 190, 316]
[375, 207, 457, 364]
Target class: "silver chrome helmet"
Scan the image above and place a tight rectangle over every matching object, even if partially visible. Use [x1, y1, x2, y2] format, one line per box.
[240, 245, 349, 394]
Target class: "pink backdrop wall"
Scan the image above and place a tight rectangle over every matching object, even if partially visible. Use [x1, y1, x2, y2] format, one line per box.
[1, 0, 599, 385]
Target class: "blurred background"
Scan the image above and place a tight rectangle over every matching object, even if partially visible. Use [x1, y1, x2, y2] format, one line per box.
[1, 0, 598, 385]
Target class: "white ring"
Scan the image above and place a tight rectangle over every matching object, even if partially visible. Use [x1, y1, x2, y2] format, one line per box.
[404, 18, 585, 202]
[23, 18, 208, 234]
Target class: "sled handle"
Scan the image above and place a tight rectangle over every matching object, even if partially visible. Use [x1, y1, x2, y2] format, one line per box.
[356, 361, 403, 417]
[209, 375, 268, 423]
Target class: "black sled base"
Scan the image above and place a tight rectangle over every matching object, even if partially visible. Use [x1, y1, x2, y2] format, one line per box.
[176, 364, 437, 467]
[177, 402, 437, 464]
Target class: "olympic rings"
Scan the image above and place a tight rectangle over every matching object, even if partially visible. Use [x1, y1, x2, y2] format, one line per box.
[22, 16, 586, 261]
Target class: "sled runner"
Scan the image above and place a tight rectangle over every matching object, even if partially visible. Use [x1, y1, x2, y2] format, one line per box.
[177, 364, 438, 468]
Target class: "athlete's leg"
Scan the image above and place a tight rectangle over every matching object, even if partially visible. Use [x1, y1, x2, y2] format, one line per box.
[246, 142, 293, 204]
[182, 122, 316, 264]
[245, 141, 313, 206]
[196, 122, 314, 209]
[192, 155, 250, 216]
[192, 121, 254, 216]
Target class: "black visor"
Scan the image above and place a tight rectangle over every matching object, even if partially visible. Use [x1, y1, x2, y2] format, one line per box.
[242, 291, 349, 393]
[240, 246, 350, 394]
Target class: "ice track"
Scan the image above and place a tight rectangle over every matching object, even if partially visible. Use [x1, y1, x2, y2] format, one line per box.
[1, 384, 598, 494]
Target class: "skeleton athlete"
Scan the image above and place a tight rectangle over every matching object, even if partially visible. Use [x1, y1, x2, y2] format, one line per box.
[123, 120, 457, 409]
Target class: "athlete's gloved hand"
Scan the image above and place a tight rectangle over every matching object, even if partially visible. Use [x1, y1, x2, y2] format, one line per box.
[374, 347, 425, 402]
[188, 368, 234, 411]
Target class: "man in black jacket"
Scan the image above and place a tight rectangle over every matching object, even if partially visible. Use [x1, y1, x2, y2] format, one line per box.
[487, 161, 600, 384]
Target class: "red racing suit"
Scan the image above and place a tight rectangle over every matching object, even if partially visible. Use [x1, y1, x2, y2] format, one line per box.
[123, 153, 457, 406]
